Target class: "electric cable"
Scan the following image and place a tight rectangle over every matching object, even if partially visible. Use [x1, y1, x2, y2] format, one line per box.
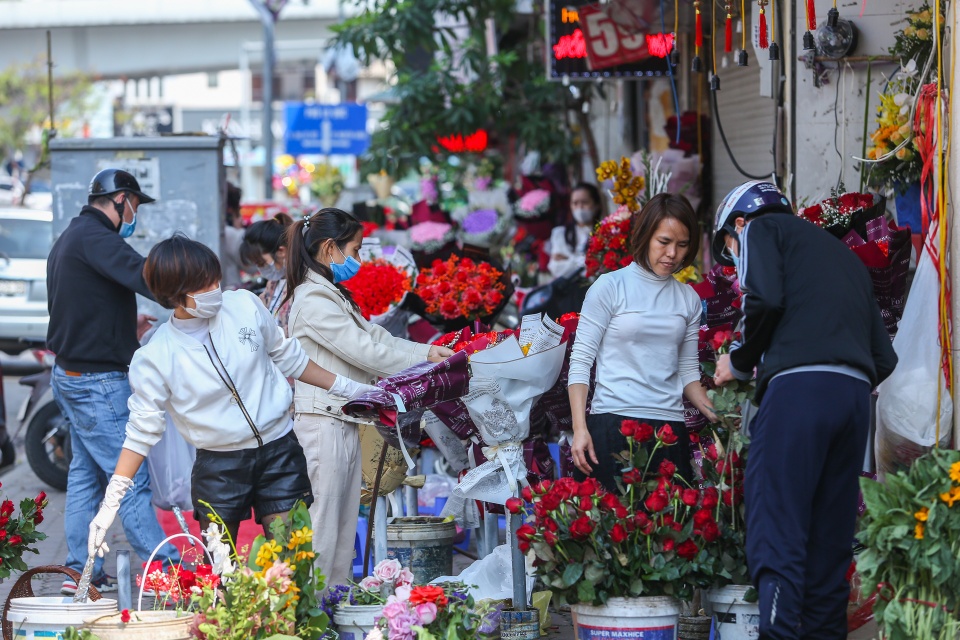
[661, 0, 682, 144]
[711, 86, 772, 180]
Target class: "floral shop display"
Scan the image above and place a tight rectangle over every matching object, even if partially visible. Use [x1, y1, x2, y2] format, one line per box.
[363, 583, 501, 640]
[584, 206, 634, 278]
[857, 449, 960, 639]
[407, 222, 457, 266]
[798, 188, 910, 338]
[456, 208, 511, 249]
[412, 255, 508, 328]
[862, 2, 944, 231]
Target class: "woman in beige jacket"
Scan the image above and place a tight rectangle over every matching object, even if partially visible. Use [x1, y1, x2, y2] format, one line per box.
[284, 208, 453, 586]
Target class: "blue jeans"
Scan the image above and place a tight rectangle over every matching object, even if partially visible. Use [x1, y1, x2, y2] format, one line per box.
[51, 366, 179, 580]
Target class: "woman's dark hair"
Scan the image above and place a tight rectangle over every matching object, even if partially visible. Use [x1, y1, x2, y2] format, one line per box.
[243, 212, 294, 257]
[284, 208, 363, 311]
[144, 234, 222, 309]
[629, 193, 700, 272]
[565, 182, 604, 249]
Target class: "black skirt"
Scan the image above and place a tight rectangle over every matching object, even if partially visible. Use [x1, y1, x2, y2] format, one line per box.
[572, 412, 693, 494]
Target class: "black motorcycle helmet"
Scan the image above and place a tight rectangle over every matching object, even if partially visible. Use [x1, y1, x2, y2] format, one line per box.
[88, 169, 156, 205]
[712, 181, 792, 266]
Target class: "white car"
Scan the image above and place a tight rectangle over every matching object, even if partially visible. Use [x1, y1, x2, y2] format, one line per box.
[0, 209, 52, 353]
[0, 177, 25, 207]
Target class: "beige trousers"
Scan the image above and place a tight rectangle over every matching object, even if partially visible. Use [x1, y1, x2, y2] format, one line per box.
[293, 412, 362, 588]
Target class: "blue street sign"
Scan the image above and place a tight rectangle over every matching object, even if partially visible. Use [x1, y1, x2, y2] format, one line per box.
[283, 102, 370, 156]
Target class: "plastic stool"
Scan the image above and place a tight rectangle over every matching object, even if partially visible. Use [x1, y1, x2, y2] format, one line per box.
[353, 516, 369, 578]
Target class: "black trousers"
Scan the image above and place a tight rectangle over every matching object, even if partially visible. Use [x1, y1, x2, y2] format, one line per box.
[573, 412, 693, 493]
[746, 372, 870, 640]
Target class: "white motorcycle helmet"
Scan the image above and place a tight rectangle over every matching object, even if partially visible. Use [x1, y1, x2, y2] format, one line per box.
[712, 181, 793, 266]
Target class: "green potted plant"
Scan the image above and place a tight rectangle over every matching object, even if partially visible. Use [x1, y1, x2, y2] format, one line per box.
[857, 448, 960, 639]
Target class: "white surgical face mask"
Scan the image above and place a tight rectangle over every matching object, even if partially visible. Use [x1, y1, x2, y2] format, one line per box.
[184, 286, 223, 319]
[259, 261, 285, 282]
[572, 208, 595, 225]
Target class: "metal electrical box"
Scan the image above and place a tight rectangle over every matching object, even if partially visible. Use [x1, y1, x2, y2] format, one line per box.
[50, 136, 227, 317]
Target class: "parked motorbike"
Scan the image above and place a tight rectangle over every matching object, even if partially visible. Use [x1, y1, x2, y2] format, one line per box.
[15, 351, 70, 491]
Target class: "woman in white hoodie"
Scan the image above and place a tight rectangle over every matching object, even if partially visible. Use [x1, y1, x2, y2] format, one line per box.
[86, 235, 374, 555]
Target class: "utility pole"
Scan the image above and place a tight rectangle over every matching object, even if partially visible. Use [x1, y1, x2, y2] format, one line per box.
[249, 0, 288, 200]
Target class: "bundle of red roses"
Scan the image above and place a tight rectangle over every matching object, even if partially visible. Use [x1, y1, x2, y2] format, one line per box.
[414, 255, 506, 322]
[584, 207, 633, 278]
[0, 484, 47, 578]
[797, 190, 880, 235]
[510, 423, 720, 604]
[343, 258, 414, 320]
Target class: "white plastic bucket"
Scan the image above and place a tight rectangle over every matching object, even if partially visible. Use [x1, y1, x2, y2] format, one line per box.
[333, 604, 384, 640]
[82, 610, 195, 640]
[570, 596, 681, 640]
[706, 585, 761, 640]
[7, 596, 117, 639]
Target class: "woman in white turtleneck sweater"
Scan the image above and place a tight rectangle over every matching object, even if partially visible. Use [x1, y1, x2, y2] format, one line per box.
[567, 193, 717, 491]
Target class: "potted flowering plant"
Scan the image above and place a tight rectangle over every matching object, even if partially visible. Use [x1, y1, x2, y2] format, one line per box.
[363, 583, 500, 640]
[189, 502, 330, 640]
[513, 424, 721, 637]
[322, 560, 414, 640]
[857, 448, 960, 639]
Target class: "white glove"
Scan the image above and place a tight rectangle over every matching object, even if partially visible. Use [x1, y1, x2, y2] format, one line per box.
[88, 474, 134, 558]
[329, 375, 379, 401]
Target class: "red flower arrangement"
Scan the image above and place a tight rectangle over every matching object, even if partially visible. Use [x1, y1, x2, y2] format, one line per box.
[343, 259, 413, 320]
[0, 484, 47, 578]
[584, 208, 634, 278]
[361, 221, 380, 237]
[138, 560, 220, 602]
[797, 191, 877, 231]
[415, 255, 505, 321]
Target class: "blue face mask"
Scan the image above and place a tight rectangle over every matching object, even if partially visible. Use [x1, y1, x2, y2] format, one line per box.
[730, 252, 739, 269]
[116, 197, 137, 238]
[330, 245, 361, 283]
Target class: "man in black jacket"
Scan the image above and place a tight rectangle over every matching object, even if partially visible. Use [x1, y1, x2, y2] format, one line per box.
[713, 181, 897, 640]
[47, 169, 179, 596]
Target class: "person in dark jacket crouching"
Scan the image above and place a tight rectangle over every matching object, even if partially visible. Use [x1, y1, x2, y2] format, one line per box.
[713, 181, 898, 640]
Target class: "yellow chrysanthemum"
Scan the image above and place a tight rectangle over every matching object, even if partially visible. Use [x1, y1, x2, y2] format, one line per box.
[915, 507, 929, 522]
[915, 522, 925, 539]
[949, 461, 960, 483]
[673, 266, 700, 284]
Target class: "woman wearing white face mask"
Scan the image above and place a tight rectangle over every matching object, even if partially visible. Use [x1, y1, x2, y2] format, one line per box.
[548, 182, 603, 279]
[243, 213, 294, 333]
[85, 235, 377, 553]
[285, 208, 454, 587]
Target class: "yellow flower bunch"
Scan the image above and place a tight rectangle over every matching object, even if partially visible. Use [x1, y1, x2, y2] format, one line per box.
[596, 157, 646, 213]
[256, 539, 283, 569]
[914, 506, 929, 539]
[288, 526, 313, 550]
[673, 265, 700, 284]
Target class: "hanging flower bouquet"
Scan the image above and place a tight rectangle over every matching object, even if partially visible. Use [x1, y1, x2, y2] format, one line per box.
[514, 189, 551, 219]
[584, 206, 633, 278]
[415, 255, 506, 322]
[409, 221, 456, 255]
[343, 259, 414, 321]
[458, 208, 511, 247]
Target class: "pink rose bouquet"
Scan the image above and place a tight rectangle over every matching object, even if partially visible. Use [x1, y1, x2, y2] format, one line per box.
[514, 188, 551, 219]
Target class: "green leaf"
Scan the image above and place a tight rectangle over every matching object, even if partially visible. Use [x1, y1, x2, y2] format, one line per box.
[562, 563, 584, 587]
[577, 581, 596, 603]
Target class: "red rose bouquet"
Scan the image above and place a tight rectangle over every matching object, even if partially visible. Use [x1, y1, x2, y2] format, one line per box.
[797, 190, 878, 234]
[584, 206, 633, 278]
[343, 259, 413, 320]
[514, 423, 719, 604]
[414, 255, 506, 322]
[0, 484, 48, 578]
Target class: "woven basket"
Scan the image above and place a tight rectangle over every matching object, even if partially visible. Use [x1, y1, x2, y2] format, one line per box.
[678, 614, 712, 640]
[2, 565, 103, 640]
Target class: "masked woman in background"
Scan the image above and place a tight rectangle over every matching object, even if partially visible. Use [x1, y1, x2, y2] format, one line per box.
[547, 182, 602, 279]
[243, 213, 294, 333]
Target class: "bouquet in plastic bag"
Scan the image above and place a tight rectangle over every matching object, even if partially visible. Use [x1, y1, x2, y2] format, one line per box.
[441, 314, 567, 528]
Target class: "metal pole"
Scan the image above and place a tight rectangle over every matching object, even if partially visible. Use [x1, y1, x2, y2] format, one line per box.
[509, 503, 527, 611]
[375, 495, 389, 564]
[249, 0, 277, 200]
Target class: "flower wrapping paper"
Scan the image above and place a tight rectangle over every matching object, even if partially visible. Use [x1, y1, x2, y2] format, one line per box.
[341, 350, 471, 449]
